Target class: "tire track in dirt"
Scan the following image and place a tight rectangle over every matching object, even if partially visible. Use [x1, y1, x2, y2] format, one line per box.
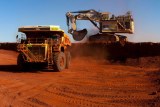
[16, 67, 157, 106]
[19, 73, 154, 107]
[27, 90, 105, 107]
[0, 79, 28, 106]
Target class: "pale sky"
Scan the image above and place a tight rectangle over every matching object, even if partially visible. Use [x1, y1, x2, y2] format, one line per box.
[0, 0, 160, 43]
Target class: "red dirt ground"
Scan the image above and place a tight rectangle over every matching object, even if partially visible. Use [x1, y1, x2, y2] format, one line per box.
[0, 49, 160, 107]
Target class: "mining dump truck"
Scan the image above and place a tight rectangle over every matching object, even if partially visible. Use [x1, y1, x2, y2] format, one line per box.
[17, 25, 71, 71]
[66, 9, 134, 46]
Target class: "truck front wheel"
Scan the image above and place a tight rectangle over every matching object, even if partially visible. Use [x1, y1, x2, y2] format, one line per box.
[53, 52, 66, 71]
[17, 53, 28, 71]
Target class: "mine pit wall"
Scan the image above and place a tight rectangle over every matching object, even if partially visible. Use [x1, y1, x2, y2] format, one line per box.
[70, 42, 160, 61]
[1, 42, 160, 62]
[0, 43, 17, 51]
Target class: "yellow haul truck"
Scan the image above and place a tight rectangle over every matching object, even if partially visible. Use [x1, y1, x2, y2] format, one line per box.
[17, 25, 71, 71]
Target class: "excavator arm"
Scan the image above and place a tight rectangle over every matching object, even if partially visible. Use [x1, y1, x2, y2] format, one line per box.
[66, 9, 108, 41]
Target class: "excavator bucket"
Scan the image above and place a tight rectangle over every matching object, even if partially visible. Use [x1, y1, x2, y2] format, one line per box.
[72, 29, 87, 41]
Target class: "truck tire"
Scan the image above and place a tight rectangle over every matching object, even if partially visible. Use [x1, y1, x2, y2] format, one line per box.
[53, 52, 66, 71]
[65, 51, 71, 69]
[17, 53, 28, 71]
[119, 38, 126, 46]
[118, 36, 127, 46]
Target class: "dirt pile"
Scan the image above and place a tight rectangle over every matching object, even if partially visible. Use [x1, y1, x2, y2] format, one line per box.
[70, 42, 160, 66]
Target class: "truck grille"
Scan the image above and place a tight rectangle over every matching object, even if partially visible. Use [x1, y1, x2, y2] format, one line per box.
[28, 46, 46, 61]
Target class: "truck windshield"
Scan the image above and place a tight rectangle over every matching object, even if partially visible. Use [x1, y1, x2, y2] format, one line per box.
[19, 32, 62, 43]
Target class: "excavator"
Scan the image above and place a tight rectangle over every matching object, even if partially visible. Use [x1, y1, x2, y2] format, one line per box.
[66, 9, 134, 45]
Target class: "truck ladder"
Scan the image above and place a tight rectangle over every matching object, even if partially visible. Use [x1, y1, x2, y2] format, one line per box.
[18, 44, 39, 62]
[47, 39, 53, 68]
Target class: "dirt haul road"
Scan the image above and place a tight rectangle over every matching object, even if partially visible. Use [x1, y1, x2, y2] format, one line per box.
[0, 50, 160, 107]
